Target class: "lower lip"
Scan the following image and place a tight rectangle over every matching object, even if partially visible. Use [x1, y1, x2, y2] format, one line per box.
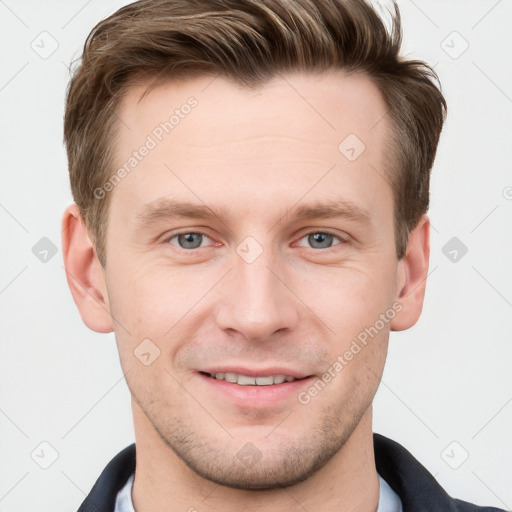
[197, 373, 314, 408]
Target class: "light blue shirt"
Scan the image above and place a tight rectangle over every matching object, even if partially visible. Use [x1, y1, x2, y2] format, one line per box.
[114, 471, 402, 511]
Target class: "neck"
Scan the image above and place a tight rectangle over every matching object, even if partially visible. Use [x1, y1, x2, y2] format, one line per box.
[131, 400, 380, 512]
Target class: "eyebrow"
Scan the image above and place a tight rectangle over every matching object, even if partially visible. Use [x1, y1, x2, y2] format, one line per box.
[135, 199, 233, 226]
[135, 198, 371, 228]
[291, 201, 371, 224]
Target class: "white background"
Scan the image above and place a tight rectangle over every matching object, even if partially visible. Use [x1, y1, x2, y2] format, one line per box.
[0, 1, 511, 511]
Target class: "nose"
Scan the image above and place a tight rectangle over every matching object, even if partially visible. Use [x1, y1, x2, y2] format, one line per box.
[214, 248, 300, 342]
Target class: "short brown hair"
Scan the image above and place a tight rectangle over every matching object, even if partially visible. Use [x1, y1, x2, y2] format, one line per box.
[64, 0, 446, 265]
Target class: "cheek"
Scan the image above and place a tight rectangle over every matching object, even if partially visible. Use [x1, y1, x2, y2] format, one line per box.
[106, 243, 398, 359]
[105, 265, 166, 372]
[107, 263, 218, 368]
[321, 321, 389, 412]
[292, 262, 398, 336]
[107, 261, 183, 324]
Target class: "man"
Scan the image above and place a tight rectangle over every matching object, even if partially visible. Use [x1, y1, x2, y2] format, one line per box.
[61, 0, 505, 510]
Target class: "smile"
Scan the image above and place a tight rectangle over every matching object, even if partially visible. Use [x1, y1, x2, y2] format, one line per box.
[201, 371, 300, 385]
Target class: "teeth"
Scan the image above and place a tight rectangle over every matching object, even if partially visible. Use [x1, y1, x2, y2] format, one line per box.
[256, 376, 274, 386]
[210, 372, 297, 385]
[238, 374, 256, 385]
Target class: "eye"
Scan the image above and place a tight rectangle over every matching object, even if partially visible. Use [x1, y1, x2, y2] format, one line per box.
[296, 232, 344, 250]
[166, 231, 344, 251]
[168, 232, 211, 250]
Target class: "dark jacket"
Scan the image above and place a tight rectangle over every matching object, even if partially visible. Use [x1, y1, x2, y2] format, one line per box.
[77, 433, 505, 511]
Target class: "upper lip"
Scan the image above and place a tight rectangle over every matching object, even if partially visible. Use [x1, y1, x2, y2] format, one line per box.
[199, 367, 311, 379]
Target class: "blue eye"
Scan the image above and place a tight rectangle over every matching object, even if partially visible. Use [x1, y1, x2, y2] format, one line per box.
[169, 232, 209, 249]
[166, 231, 344, 251]
[298, 232, 342, 249]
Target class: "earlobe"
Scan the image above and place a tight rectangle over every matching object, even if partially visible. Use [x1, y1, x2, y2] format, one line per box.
[61, 204, 114, 333]
[390, 214, 430, 331]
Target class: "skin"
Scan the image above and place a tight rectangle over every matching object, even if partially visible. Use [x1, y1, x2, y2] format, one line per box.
[62, 70, 429, 511]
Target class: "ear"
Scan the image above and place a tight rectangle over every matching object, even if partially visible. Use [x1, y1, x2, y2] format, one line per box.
[61, 204, 113, 333]
[390, 214, 430, 331]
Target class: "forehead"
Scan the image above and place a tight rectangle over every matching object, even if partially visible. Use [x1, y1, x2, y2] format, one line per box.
[118, 70, 389, 148]
[111, 70, 393, 223]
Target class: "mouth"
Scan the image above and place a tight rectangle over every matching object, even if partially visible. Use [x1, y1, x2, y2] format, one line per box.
[196, 368, 314, 408]
[199, 371, 308, 386]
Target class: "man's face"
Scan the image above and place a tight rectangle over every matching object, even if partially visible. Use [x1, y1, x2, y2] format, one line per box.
[103, 71, 402, 488]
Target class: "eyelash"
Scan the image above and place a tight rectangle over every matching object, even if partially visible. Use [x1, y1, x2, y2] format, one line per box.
[165, 230, 347, 251]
